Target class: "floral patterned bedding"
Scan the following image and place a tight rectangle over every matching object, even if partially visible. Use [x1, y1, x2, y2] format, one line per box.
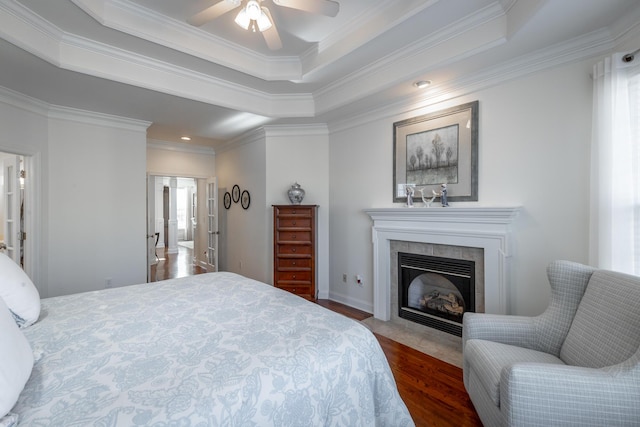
[15, 272, 414, 426]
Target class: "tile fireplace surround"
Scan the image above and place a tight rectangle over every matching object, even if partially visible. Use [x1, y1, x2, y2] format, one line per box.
[364, 206, 521, 322]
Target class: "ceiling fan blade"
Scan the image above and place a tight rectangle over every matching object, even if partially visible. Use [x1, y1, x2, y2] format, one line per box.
[272, 0, 339, 17]
[187, 0, 241, 26]
[262, 8, 283, 50]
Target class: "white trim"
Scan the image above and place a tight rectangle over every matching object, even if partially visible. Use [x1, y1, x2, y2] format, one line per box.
[364, 207, 520, 320]
[0, 85, 151, 131]
[48, 104, 151, 131]
[0, 86, 50, 118]
[147, 139, 216, 155]
[263, 124, 329, 137]
[328, 28, 616, 135]
[0, 0, 314, 118]
[327, 290, 373, 314]
[213, 127, 266, 154]
[70, 0, 303, 81]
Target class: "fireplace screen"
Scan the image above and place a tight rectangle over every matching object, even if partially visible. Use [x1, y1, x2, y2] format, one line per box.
[398, 252, 474, 336]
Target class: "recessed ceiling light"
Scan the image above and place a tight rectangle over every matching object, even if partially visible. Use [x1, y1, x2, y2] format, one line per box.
[180, 136, 191, 141]
[414, 80, 431, 89]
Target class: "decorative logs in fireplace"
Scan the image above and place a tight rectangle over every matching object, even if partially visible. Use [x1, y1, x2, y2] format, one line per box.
[398, 252, 475, 336]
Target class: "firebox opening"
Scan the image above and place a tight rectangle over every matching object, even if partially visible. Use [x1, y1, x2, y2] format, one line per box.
[398, 252, 475, 336]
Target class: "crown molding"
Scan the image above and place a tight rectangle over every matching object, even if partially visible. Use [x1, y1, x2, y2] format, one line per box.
[314, 2, 507, 114]
[0, 0, 65, 65]
[70, 0, 303, 81]
[48, 104, 151, 131]
[214, 126, 267, 154]
[610, 4, 640, 49]
[301, 0, 436, 78]
[0, 0, 315, 118]
[0, 85, 50, 118]
[0, 84, 150, 131]
[3, 0, 637, 143]
[215, 123, 330, 153]
[328, 27, 617, 135]
[147, 139, 216, 155]
[263, 124, 329, 137]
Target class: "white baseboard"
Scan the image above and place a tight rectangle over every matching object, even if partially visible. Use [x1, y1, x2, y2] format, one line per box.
[327, 291, 373, 314]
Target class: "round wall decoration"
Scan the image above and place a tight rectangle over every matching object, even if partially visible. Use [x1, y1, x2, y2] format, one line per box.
[241, 190, 251, 210]
[223, 191, 231, 209]
[232, 184, 241, 203]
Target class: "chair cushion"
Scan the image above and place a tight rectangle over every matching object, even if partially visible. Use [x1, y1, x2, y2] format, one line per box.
[464, 339, 564, 406]
[560, 269, 640, 368]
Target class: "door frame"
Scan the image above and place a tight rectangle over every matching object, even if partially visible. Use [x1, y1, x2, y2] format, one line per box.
[0, 148, 42, 294]
[2, 155, 21, 263]
[206, 177, 218, 272]
[146, 173, 214, 279]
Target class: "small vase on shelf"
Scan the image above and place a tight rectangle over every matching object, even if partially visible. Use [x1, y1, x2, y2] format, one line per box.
[287, 182, 305, 204]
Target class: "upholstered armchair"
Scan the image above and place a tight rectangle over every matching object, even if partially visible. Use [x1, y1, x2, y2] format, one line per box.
[463, 260, 640, 426]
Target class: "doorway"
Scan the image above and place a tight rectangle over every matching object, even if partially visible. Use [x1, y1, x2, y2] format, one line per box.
[0, 152, 25, 266]
[148, 175, 216, 282]
[0, 149, 42, 293]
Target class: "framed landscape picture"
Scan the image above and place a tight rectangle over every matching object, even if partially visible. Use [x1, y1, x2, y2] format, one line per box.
[393, 101, 478, 203]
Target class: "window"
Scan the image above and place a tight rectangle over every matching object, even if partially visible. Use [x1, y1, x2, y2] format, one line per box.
[590, 53, 640, 275]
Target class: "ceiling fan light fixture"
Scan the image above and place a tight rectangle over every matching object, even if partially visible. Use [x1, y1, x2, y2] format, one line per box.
[235, 1, 272, 32]
[234, 8, 251, 30]
[256, 9, 272, 31]
[245, 0, 261, 20]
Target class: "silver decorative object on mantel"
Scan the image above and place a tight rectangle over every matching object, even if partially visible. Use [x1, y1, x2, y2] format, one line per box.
[287, 182, 305, 204]
[417, 183, 449, 207]
[405, 184, 415, 207]
[418, 188, 436, 207]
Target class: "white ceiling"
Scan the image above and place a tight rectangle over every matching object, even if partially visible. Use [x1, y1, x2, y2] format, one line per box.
[0, 0, 639, 150]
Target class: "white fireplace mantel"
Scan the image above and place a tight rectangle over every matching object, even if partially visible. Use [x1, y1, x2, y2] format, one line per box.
[364, 206, 521, 321]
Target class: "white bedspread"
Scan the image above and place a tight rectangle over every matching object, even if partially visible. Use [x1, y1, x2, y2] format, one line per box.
[15, 272, 414, 426]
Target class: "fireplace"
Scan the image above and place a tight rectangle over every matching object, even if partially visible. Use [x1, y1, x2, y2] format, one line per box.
[364, 207, 520, 321]
[398, 252, 474, 336]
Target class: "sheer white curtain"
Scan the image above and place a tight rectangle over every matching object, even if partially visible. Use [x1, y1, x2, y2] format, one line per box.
[590, 52, 640, 275]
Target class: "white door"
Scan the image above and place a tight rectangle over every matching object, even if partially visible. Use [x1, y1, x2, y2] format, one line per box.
[206, 177, 218, 272]
[146, 175, 157, 282]
[3, 156, 22, 265]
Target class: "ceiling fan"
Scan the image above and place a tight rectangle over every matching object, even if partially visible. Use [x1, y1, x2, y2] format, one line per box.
[187, 0, 340, 51]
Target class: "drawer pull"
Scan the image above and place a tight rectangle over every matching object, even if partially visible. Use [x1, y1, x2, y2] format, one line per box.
[292, 248, 297, 252]
[292, 275, 296, 279]
[292, 261, 296, 266]
[292, 235, 296, 239]
[292, 210, 296, 214]
[293, 221, 297, 225]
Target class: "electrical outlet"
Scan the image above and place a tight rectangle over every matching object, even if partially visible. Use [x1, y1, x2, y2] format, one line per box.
[342, 273, 347, 283]
[356, 275, 364, 287]
[239, 260, 243, 270]
[105, 278, 112, 289]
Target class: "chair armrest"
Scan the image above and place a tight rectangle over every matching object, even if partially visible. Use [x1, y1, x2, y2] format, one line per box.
[463, 312, 540, 351]
[501, 363, 640, 427]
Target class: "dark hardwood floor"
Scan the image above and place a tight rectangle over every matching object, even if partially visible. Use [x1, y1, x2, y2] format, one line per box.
[316, 300, 482, 427]
[157, 252, 482, 427]
[151, 244, 206, 282]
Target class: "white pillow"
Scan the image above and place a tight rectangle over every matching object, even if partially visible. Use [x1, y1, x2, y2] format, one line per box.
[0, 253, 40, 327]
[0, 297, 34, 418]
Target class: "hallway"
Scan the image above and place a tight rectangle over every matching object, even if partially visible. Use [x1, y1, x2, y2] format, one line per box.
[151, 243, 206, 282]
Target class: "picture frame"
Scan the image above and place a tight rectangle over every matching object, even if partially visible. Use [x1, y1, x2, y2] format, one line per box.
[241, 190, 250, 210]
[223, 192, 231, 209]
[232, 184, 241, 203]
[393, 101, 478, 203]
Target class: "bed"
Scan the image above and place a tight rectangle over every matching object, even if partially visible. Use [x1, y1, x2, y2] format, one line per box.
[1, 266, 414, 426]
